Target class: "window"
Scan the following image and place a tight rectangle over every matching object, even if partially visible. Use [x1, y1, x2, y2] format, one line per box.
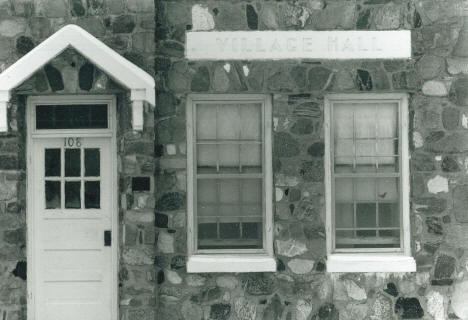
[186, 94, 275, 273]
[325, 93, 415, 272]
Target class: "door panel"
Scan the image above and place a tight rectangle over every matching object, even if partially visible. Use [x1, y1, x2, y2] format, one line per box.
[32, 137, 113, 320]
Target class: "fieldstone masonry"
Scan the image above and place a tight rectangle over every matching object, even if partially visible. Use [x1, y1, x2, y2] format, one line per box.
[0, 0, 468, 319]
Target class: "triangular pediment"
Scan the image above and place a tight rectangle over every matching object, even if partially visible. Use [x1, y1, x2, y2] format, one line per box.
[0, 24, 154, 131]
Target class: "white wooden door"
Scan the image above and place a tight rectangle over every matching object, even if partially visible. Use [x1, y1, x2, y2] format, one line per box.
[31, 136, 114, 320]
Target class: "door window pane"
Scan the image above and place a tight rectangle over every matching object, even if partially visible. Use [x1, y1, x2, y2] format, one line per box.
[45, 149, 61, 177]
[45, 181, 61, 209]
[36, 104, 108, 129]
[85, 149, 100, 177]
[65, 149, 80, 177]
[65, 181, 81, 209]
[85, 181, 100, 209]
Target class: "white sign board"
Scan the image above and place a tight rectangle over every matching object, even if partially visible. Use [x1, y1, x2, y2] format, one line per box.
[186, 31, 411, 60]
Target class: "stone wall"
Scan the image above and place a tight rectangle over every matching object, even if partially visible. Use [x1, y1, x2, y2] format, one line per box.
[0, 1, 155, 320]
[154, 0, 468, 319]
[1, 0, 468, 319]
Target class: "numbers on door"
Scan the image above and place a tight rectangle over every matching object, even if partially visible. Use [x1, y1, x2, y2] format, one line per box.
[64, 137, 82, 147]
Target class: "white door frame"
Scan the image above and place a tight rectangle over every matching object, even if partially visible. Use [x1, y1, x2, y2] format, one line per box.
[26, 95, 118, 320]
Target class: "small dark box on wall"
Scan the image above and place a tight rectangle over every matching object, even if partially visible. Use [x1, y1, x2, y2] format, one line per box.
[132, 177, 151, 192]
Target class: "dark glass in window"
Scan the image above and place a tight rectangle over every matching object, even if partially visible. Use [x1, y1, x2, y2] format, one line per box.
[36, 104, 108, 129]
[84, 149, 100, 177]
[85, 181, 100, 209]
[45, 181, 61, 209]
[220, 223, 240, 239]
[198, 223, 217, 239]
[65, 182, 81, 209]
[242, 222, 260, 239]
[65, 149, 80, 177]
[45, 149, 60, 177]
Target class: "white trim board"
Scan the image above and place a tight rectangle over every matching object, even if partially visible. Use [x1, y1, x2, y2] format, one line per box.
[0, 24, 155, 132]
[186, 30, 411, 60]
[26, 95, 119, 320]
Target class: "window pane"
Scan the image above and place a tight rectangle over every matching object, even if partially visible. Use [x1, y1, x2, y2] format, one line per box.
[85, 181, 100, 209]
[45, 181, 61, 209]
[240, 145, 262, 169]
[65, 181, 81, 209]
[379, 203, 399, 228]
[36, 104, 108, 129]
[197, 178, 262, 250]
[218, 145, 240, 168]
[354, 104, 376, 138]
[217, 104, 240, 140]
[65, 149, 80, 177]
[240, 104, 261, 140]
[335, 203, 353, 228]
[220, 223, 240, 239]
[356, 203, 376, 228]
[335, 178, 353, 201]
[45, 149, 60, 177]
[196, 104, 217, 139]
[354, 178, 375, 201]
[198, 223, 217, 239]
[85, 149, 100, 177]
[377, 103, 398, 138]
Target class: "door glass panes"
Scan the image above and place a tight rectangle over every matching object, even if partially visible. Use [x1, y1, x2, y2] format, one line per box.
[85, 181, 100, 209]
[36, 104, 108, 129]
[44, 145, 101, 210]
[65, 149, 80, 177]
[85, 149, 100, 176]
[45, 181, 61, 209]
[65, 182, 81, 209]
[45, 149, 60, 176]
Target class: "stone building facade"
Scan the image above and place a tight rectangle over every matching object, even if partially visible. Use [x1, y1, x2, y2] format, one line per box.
[0, 0, 468, 319]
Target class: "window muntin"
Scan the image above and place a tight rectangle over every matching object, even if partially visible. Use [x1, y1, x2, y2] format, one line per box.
[194, 101, 264, 250]
[329, 98, 404, 251]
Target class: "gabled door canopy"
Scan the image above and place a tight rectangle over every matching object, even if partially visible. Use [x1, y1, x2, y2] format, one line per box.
[0, 24, 155, 131]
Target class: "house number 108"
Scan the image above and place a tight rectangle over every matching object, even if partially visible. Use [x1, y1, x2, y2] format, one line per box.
[64, 137, 82, 147]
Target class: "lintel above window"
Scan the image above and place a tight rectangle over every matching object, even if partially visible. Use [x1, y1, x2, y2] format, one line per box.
[186, 94, 275, 273]
[324, 93, 415, 273]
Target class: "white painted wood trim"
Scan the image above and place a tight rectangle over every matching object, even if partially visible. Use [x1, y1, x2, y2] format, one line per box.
[0, 100, 7, 132]
[0, 24, 154, 132]
[264, 95, 274, 257]
[327, 254, 416, 273]
[324, 98, 333, 255]
[187, 255, 276, 273]
[186, 95, 195, 256]
[186, 94, 275, 272]
[400, 94, 411, 256]
[324, 93, 413, 271]
[26, 95, 119, 320]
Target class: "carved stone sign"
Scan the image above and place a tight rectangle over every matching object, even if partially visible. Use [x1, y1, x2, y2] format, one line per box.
[186, 31, 411, 60]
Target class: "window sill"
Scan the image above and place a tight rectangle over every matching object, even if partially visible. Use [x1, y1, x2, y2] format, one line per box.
[327, 254, 416, 273]
[187, 254, 277, 273]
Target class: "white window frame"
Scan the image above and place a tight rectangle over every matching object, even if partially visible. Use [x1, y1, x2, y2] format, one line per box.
[324, 93, 416, 273]
[186, 94, 276, 273]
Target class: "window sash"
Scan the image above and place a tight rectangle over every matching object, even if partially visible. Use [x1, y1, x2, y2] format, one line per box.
[188, 96, 271, 254]
[328, 97, 406, 253]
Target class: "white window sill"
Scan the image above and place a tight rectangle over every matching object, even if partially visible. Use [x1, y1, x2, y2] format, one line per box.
[327, 254, 416, 273]
[187, 255, 277, 273]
